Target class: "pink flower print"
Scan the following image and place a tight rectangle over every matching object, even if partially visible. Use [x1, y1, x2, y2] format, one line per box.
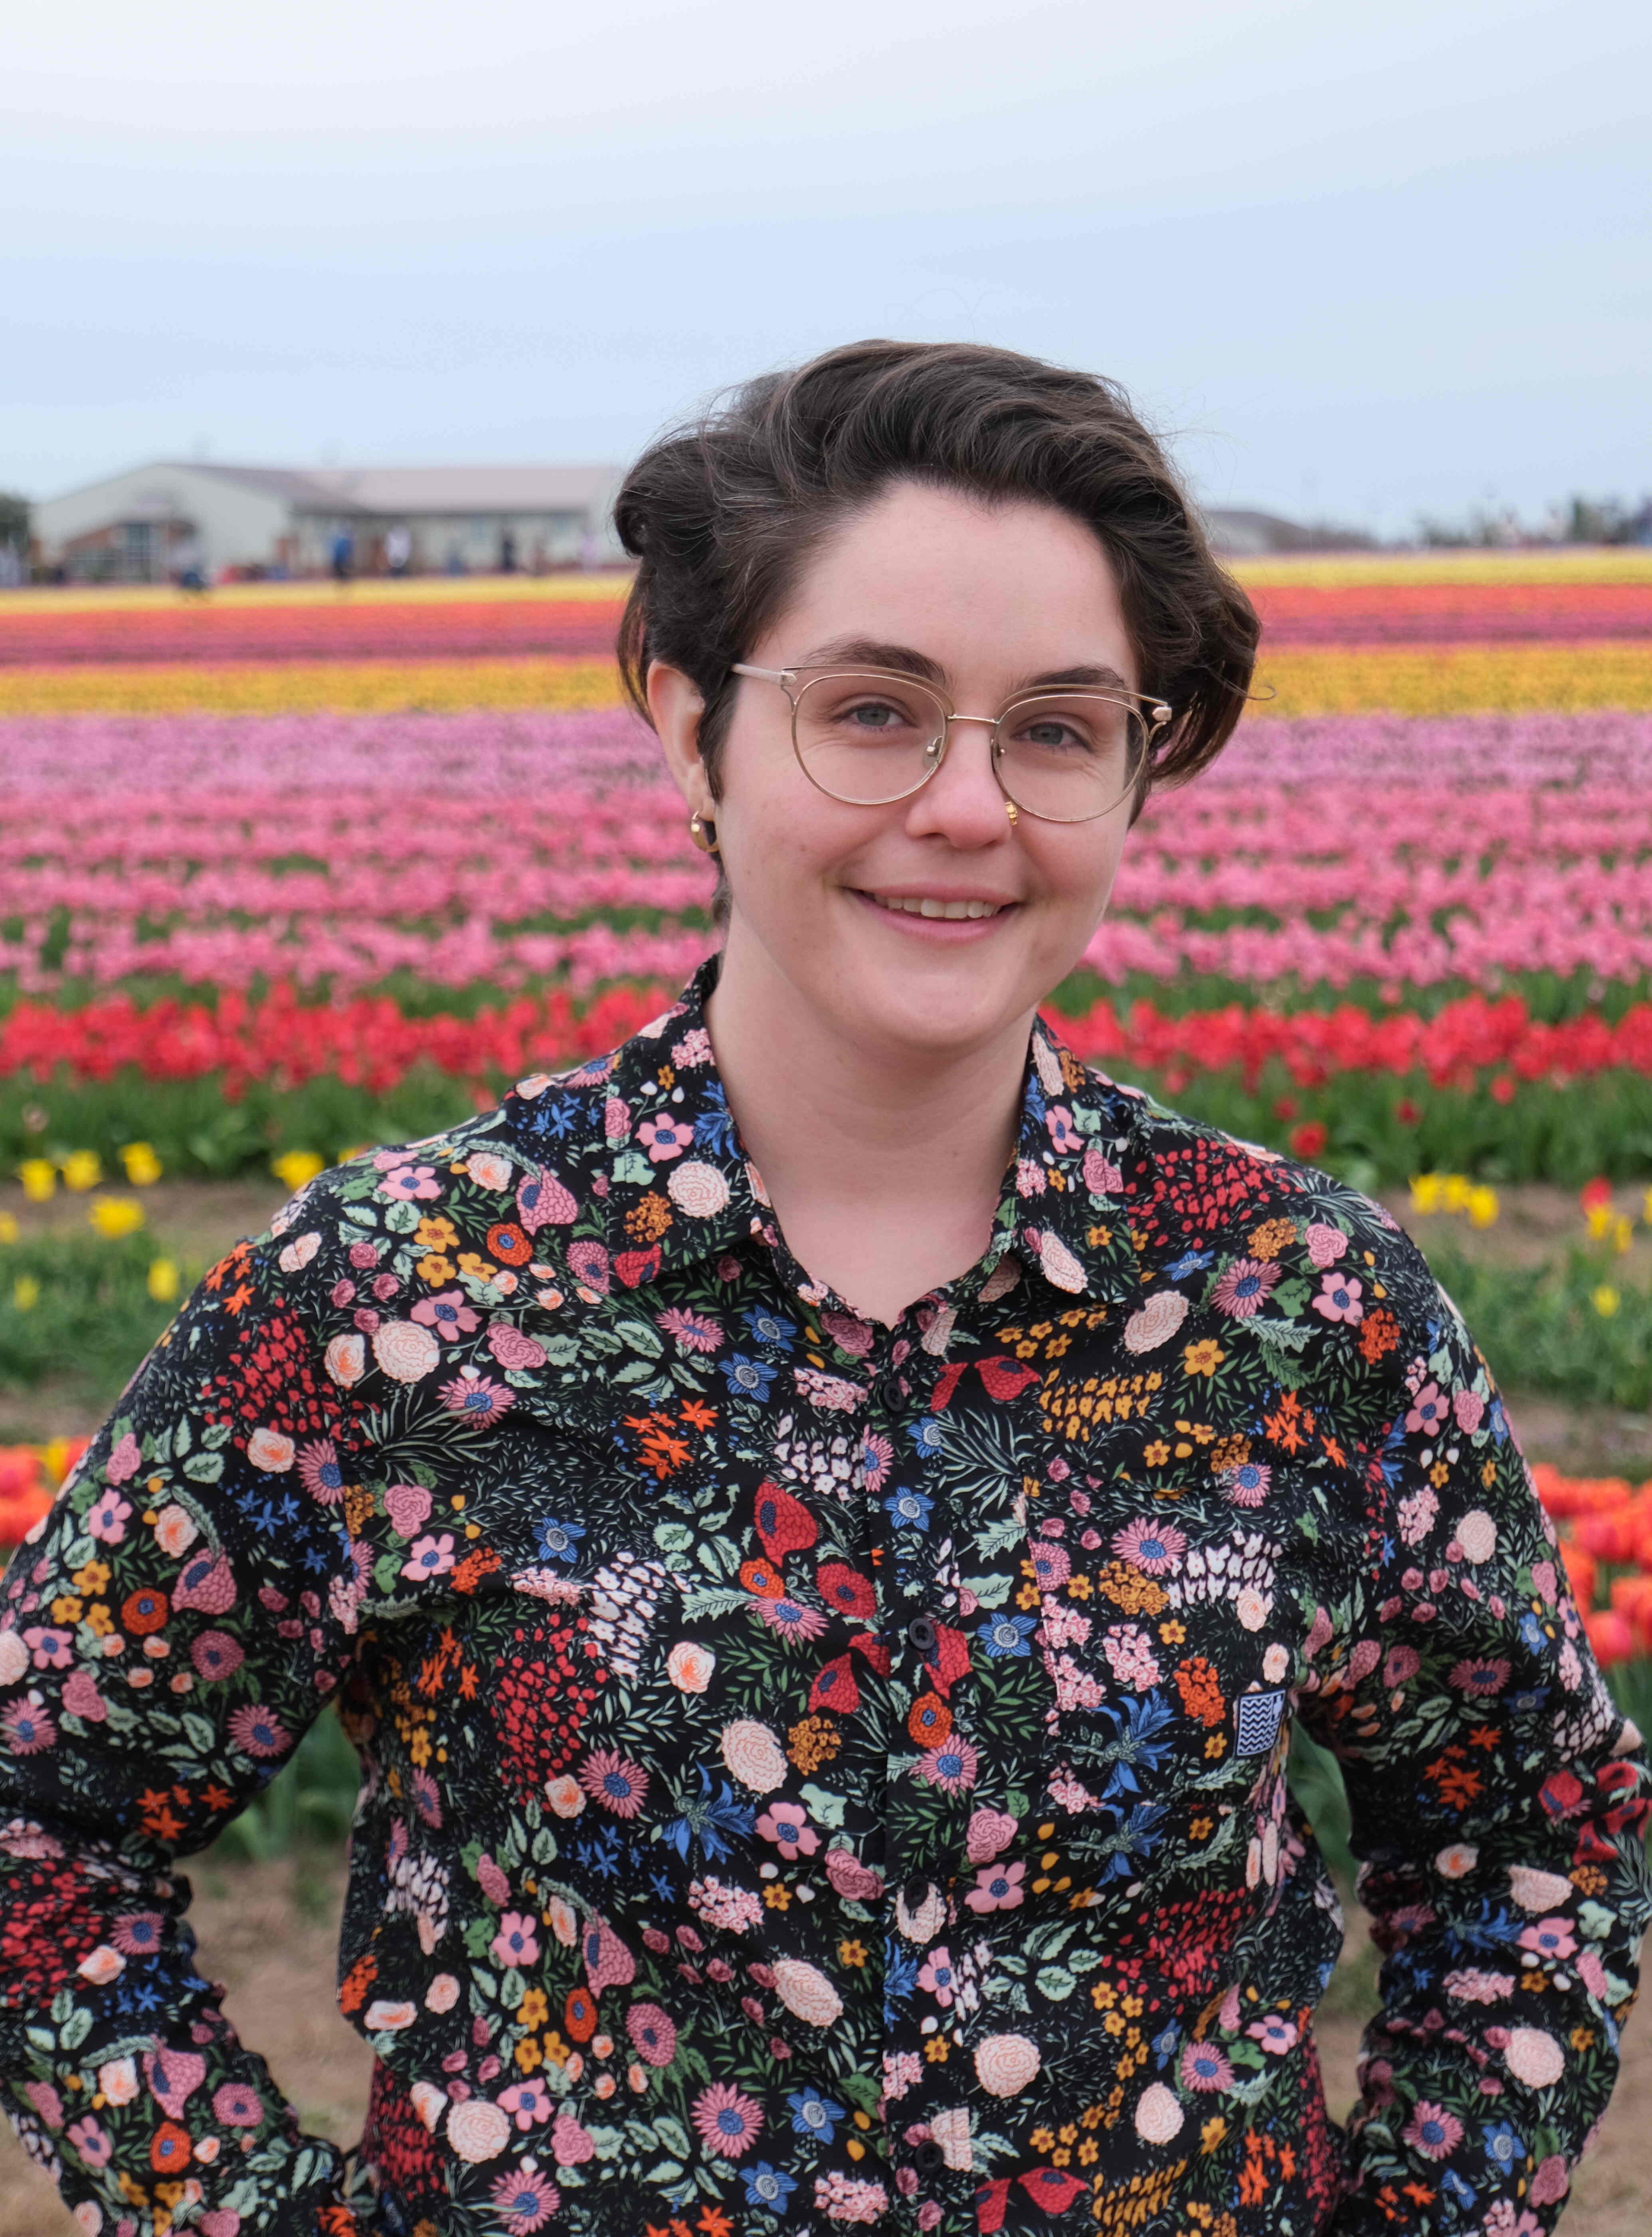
[412, 1289, 481, 1341]
[1405, 1381, 1450, 1437]
[1247, 2013, 1298, 2053]
[756, 1803, 819, 1859]
[1082, 1144, 1123, 1194]
[67, 2116, 111, 2168]
[1312, 1271, 1364, 1324]
[965, 1859, 1027, 1913]
[296, 1437, 348, 1505]
[657, 1307, 724, 1354]
[626, 2001, 678, 2066]
[638, 1114, 694, 1162]
[190, 1631, 243, 1683]
[1518, 1917, 1577, 1962]
[1221, 1460, 1272, 1509]
[22, 1627, 73, 1671]
[1453, 1386, 1486, 1432]
[567, 1239, 610, 1295]
[965, 1807, 1018, 1864]
[227, 1704, 290, 1760]
[1384, 1645, 1421, 1687]
[857, 1433, 894, 1493]
[1211, 1258, 1281, 1318]
[1025, 1541, 1071, 1593]
[913, 1735, 979, 1793]
[380, 1162, 441, 1201]
[1304, 1221, 1347, 1266]
[103, 1433, 142, 1485]
[212, 2079, 265, 2128]
[437, 1368, 516, 1424]
[1449, 1656, 1510, 1697]
[491, 2169, 562, 2233]
[61, 1668, 107, 1722]
[1111, 1518, 1186, 1576]
[402, 1533, 456, 1583]
[385, 1483, 433, 1537]
[1045, 1105, 1081, 1154]
[87, 1491, 131, 1543]
[1179, 2039, 1234, 2092]
[578, 1748, 649, 1818]
[603, 1097, 632, 1144]
[692, 2081, 764, 2160]
[499, 2079, 554, 2130]
[916, 1947, 958, 2005]
[1102, 1624, 1161, 1691]
[491, 1912, 542, 1970]
[1403, 2102, 1464, 2160]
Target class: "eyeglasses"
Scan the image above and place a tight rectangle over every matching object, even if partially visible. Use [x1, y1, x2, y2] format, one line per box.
[730, 663, 1172, 825]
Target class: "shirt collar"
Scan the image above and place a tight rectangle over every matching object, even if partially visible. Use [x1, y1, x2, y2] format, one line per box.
[520, 953, 1144, 1305]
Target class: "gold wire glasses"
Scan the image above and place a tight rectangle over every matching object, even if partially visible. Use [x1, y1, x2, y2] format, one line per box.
[730, 662, 1172, 824]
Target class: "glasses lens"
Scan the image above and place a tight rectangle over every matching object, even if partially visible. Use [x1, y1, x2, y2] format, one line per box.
[792, 671, 947, 804]
[995, 694, 1147, 822]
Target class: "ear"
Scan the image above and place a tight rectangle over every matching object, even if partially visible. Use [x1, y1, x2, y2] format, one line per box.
[648, 662, 715, 816]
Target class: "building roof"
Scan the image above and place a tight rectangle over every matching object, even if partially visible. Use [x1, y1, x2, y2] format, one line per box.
[173, 462, 621, 518]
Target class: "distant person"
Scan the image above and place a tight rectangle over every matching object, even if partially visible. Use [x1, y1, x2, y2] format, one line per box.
[384, 523, 412, 576]
[330, 527, 354, 583]
[443, 539, 465, 575]
[172, 532, 207, 594]
[2, 341, 1644, 2237]
[499, 527, 518, 573]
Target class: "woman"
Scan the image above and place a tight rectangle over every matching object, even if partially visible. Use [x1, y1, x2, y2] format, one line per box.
[2, 341, 1646, 2237]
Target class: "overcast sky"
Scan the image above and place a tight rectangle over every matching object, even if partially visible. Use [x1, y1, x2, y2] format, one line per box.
[5, 0, 1647, 536]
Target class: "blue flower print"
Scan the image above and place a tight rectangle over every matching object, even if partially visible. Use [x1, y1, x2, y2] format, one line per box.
[1481, 2120, 1521, 2172]
[535, 1515, 586, 1562]
[1165, 1248, 1214, 1280]
[884, 1486, 933, 1530]
[740, 2162, 798, 2211]
[787, 2088, 847, 2143]
[742, 1307, 797, 1351]
[906, 1418, 943, 1458]
[721, 1352, 778, 1401]
[977, 1611, 1039, 1658]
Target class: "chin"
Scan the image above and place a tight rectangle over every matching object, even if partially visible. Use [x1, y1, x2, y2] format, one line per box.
[827, 958, 1034, 1055]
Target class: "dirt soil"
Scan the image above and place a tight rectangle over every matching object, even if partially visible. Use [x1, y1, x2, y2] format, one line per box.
[0, 1859, 1646, 2233]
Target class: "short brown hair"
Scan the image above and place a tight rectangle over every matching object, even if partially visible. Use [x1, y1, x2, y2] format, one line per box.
[615, 337, 1258, 810]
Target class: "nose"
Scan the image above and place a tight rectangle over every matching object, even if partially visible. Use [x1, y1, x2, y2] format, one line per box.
[901, 715, 1012, 849]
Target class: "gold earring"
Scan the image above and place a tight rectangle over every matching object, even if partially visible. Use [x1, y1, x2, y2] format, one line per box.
[1005, 799, 1019, 826]
[688, 812, 721, 856]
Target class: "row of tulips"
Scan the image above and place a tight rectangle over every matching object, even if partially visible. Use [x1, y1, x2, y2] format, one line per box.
[6, 982, 1652, 1098]
[1531, 1465, 1652, 1672]
[4, 578, 1652, 663]
[5, 641, 1652, 718]
[4, 712, 1651, 1000]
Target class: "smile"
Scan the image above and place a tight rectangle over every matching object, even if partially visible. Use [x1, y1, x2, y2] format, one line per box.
[864, 894, 1009, 920]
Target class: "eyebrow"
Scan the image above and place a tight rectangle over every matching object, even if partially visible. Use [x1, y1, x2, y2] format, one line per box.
[793, 636, 1138, 697]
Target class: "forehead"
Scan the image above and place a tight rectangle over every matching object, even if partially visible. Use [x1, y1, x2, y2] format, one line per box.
[768, 480, 1137, 689]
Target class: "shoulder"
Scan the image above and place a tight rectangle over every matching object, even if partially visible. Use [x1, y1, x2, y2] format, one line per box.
[1093, 1070, 1462, 1393]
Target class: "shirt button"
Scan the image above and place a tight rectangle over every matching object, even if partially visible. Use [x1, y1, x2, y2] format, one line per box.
[902, 1875, 936, 1912]
[915, 2139, 946, 2174]
[906, 1615, 938, 1655]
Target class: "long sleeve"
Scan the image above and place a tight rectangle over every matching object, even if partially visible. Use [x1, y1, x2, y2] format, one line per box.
[0, 1214, 367, 2235]
[1298, 1219, 1652, 2235]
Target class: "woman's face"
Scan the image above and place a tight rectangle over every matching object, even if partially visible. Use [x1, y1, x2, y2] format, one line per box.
[654, 479, 1144, 1065]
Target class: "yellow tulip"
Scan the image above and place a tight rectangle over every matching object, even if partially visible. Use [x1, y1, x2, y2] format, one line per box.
[18, 1159, 57, 1202]
[1441, 1175, 1472, 1214]
[12, 1275, 40, 1311]
[43, 1435, 76, 1483]
[1407, 1174, 1443, 1216]
[272, 1149, 326, 1190]
[0, 1210, 18, 1245]
[1585, 1202, 1615, 1241]
[87, 1195, 146, 1239]
[1613, 1214, 1635, 1255]
[60, 1150, 102, 1192]
[1466, 1186, 1500, 1229]
[118, 1142, 163, 1186]
[1592, 1285, 1621, 1318]
[147, 1257, 180, 1302]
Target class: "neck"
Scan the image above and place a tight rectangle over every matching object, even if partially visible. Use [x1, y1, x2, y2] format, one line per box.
[702, 924, 1033, 1316]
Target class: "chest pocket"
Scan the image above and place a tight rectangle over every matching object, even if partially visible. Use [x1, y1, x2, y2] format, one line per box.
[1018, 1490, 1301, 1904]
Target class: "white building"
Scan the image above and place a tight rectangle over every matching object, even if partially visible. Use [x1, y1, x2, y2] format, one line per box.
[31, 461, 626, 582]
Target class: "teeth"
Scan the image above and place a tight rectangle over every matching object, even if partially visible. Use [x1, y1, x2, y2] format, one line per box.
[874, 895, 1003, 920]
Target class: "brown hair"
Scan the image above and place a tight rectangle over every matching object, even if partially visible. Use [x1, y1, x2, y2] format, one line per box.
[615, 337, 1258, 816]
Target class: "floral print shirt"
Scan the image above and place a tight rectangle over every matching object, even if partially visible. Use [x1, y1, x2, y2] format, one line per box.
[2, 955, 1647, 2237]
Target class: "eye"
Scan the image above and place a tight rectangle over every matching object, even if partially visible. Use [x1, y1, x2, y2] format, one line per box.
[842, 697, 909, 732]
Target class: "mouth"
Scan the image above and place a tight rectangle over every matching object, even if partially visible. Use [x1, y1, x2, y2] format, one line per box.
[857, 892, 1015, 922]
